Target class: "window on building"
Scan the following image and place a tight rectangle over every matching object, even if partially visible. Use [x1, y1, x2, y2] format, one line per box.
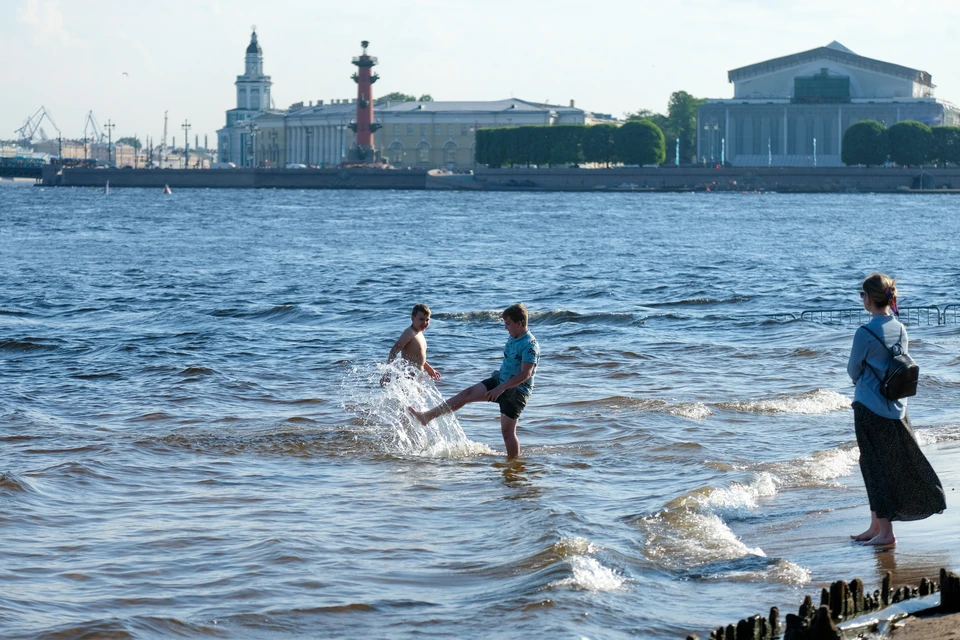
[447, 125, 455, 137]
[394, 125, 401, 137]
[461, 124, 469, 136]
[406, 124, 414, 136]
[434, 124, 442, 136]
[444, 142, 457, 166]
[389, 141, 403, 165]
[417, 143, 430, 164]
[420, 124, 427, 137]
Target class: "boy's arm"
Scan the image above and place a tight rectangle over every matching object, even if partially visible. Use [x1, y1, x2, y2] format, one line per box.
[386, 328, 415, 363]
[486, 362, 535, 400]
[423, 362, 440, 380]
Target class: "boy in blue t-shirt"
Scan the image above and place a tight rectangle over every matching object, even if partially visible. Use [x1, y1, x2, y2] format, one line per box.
[409, 303, 539, 458]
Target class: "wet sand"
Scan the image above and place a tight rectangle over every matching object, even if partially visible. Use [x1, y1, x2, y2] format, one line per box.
[890, 611, 960, 638]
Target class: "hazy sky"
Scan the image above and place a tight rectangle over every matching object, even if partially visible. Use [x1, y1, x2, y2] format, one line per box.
[6, 0, 960, 147]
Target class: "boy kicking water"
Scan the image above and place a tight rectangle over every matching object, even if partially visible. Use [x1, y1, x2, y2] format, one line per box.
[409, 303, 539, 458]
[381, 303, 440, 385]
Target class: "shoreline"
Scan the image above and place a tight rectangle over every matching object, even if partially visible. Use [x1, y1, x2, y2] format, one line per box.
[690, 439, 960, 639]
[38, 165, 960, 193]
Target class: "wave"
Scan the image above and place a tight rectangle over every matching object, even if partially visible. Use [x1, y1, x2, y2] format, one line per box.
[564, 396, 713, 420]
[0, 472, 34, 493]
[545, 537, 627, 592]
[0, 338, 62, 352]
[716, 388, 850, 415]
[209, 303, 316, 323]
[433, 309, 641, 326]
[646, 296, 753, 308]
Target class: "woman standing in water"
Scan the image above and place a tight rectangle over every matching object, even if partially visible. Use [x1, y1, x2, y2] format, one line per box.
[847, 273, 946, 546]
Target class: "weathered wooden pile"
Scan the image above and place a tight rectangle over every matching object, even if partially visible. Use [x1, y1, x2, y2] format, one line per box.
[686, 568, 960, 640]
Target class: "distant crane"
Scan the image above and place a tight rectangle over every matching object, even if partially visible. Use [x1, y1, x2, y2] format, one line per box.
[15, 106, 61, 145]
[83, 111, 108, 145]
[160, 110, 168, 167]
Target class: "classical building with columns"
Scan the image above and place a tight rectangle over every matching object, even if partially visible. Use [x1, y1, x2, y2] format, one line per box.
[217, 32, 615, 168]
[697, 42, 960, 167]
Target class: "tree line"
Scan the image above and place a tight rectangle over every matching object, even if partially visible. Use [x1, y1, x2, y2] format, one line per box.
[842, 121, 960, 166]
[475, 121, 666, 167]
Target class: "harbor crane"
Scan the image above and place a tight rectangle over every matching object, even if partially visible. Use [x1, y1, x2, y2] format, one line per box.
[15, 106, 61, 145]
[83, 111, 108, 145]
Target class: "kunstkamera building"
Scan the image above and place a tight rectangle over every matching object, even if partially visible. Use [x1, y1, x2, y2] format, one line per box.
[697, 41, 960, 167]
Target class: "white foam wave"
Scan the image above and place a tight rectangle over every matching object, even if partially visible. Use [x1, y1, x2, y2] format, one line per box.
[692, 473, 779, 517]
[765, 447, 860, 487]
[548, 538, 626, 592]
[707, 559, 811, 585]
[664, 402, 713, 420]
[718, 389, 851, 415]
[914, 423, 960, 447]
[340, 362, 493, 458]
[640, 510, 766, 569]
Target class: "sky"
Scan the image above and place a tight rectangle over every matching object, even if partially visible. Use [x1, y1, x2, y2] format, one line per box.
[5, 0, 960, 148]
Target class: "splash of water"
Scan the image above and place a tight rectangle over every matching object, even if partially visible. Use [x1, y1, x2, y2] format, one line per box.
[340, 361, 492, 458]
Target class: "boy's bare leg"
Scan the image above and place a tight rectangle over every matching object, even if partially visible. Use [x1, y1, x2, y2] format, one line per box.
[409, 382, 487, 425]
[500, 414, 520, 458]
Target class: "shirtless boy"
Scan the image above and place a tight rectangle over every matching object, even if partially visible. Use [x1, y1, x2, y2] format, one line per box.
[408, 303, 539, 458]
[381, 303, 440, 384]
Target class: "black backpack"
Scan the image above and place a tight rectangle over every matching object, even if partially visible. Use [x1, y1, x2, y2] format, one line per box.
[860, 324, 919, 401]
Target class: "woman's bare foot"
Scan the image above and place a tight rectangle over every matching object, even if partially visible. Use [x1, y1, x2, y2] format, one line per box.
[862, 533, 896, 546]
[851, 528, 879, 542]
[407, 406, 428, 425]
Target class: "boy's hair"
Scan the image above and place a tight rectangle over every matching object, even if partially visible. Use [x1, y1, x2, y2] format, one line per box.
[411, 303, 431, 317]
[502, 303, 528, 326]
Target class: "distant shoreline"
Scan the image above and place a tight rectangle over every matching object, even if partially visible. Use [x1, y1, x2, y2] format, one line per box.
[39, 165, 960, 193]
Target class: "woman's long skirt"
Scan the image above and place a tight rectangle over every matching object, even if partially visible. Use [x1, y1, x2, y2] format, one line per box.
[853, 401, 946, 521]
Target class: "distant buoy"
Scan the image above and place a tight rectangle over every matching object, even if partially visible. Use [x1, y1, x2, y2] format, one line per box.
[162, 184, 172, 194]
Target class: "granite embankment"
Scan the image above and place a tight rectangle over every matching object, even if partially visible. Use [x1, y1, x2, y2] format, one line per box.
[41, 165, 960, 192]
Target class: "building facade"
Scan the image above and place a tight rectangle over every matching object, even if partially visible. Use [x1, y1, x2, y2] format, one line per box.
[698, 42, 960, 167]
[216, 32, 615, 168]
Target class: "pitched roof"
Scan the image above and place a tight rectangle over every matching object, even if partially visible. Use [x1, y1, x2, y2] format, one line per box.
[729, 43, 932, 87]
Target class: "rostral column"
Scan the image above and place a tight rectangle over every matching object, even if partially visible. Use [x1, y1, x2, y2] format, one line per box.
[347, 40, 381, 163]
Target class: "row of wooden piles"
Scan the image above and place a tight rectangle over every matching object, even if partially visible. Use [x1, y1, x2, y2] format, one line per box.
[686, 568, 960, 640]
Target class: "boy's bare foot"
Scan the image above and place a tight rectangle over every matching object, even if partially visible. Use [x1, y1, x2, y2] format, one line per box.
[407, 406, 428, 426]
[862, 534, 896, 547]
[851, 528, 879, 542]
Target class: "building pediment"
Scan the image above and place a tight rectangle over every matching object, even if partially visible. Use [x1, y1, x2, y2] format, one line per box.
[729, 44, 931, 87]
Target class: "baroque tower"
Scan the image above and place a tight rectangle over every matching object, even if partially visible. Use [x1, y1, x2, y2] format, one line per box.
[236, 27, 272, 111]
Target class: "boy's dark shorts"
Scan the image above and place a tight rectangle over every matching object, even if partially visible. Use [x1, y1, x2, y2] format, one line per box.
[481, 373, 530, 420]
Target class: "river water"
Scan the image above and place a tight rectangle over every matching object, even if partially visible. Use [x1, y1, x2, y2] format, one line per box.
[1, 184, 959, 639]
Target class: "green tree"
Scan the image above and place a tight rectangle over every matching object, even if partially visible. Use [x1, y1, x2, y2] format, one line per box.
[417, 94, 434, 102]
[841, 120, 889, 166]
[887, 120, 933, 166]
[583, 123, 618, 165]
[380, 92, 417, 102]
[666, 90, 705, 164]
[614, 120, 665, 166]
[547, 125, 584, 165]
[117, 136, 141, 151]
[931, 126, 960, 166]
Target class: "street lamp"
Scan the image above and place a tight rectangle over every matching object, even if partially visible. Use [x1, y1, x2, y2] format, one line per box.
[182, 120, 192, 169]
[104, 119, 115, 167]
[703, 121, 719, 162]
